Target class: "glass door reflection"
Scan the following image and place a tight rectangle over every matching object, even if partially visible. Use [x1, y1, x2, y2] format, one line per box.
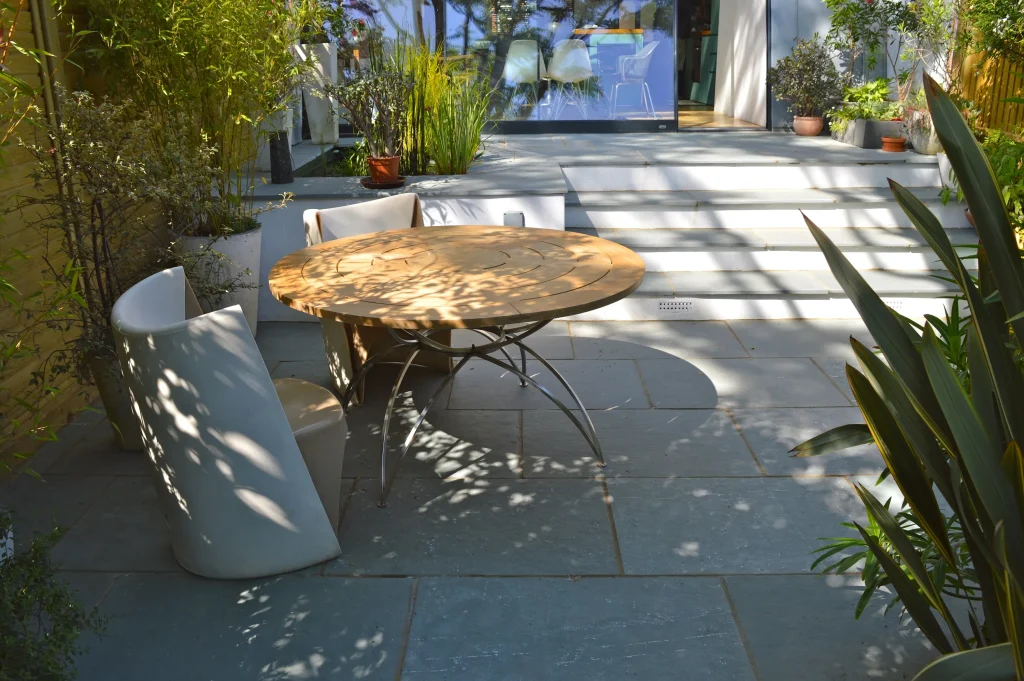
[446, 0, 674, 123]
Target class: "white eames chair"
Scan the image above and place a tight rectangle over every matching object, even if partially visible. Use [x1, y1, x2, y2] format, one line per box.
[547, 39, 595, 119]
[303, 193, 452, 406]
[111, 267, 344, 579]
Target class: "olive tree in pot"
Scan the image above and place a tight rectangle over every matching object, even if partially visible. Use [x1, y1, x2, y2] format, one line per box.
[769, 37, 846, 136]
[20, 90, 160, 450]
[327, 42, 413, 185]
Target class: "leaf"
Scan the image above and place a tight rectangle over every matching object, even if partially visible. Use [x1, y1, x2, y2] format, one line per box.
[921, 326, 1024, 577]
[851, 337, 956, 509]
[805, 215, 955, 453]
[924, 75, 1024, 345]
[854, 522, 953, 654]
[847, 364, 956, 567]
[911, 643, 1016, 681]
[854, 482, 968, 649]
[790, 423, 873, 457]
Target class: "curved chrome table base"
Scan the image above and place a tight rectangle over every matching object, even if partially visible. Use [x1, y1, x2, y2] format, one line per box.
[339, 321, 605, 507]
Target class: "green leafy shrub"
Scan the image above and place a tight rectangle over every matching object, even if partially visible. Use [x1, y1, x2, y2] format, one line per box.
[960, 0, 1024, 63]
[769, 37, 846, 117]
[981, 129, 1024, 238]
[846, 77, 892, 104]
[0, 512, 106, 681]
[795, 74, 1024, 679]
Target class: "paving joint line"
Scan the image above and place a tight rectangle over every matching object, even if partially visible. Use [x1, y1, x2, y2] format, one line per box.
[517, 410, 526, 479]
[724, 407, 768, 477]
[809, 357, 856, 406]
[722, 321, 754, 358]
[392, 577, 420, 681]
[720, 577, 764, 681]
[600, 477, 626, 576]
[631, 358, 657, 408]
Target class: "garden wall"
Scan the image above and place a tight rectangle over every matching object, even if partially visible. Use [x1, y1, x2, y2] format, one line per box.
[961, 53, 1024, 132]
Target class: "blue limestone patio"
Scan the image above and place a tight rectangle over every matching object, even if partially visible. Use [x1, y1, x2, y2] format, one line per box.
[1, 320, 940, 680]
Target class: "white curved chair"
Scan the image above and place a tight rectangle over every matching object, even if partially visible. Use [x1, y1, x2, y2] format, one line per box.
[613, 41, 660, 118]
[303, 194, 452, 406]
[111, 266, 345, 579]
[502, 39, 547, 85]
[547, 39, 595, 119]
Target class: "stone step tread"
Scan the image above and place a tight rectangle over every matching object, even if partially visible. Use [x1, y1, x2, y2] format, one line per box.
[566, 186, 946, 208]
[573, 227, 976, 251]
[638, 270, 961, 298]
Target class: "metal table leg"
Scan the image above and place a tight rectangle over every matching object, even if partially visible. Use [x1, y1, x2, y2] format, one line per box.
[341, 321, 605, 507]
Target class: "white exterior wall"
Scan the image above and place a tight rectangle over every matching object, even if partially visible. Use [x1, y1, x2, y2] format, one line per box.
[715, 0, 768, 127]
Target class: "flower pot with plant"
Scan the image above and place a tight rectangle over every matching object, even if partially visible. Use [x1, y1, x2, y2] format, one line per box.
[768, 37, 845, 136]
[329, 56, 414, 185]
[21, 89, 160, 450]
[828, 78, 904, 148]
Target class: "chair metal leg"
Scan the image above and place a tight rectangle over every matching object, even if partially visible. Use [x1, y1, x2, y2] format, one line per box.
[378, 350, 420, 507]
[642, 82, 655, 117]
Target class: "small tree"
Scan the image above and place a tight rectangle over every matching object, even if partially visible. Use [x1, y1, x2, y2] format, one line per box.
[769, 37, 847, 117]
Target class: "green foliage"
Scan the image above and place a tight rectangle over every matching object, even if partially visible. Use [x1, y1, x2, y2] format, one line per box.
[825, 0, 919, 74]
[794, 74, 1024, 678]
[80, 0, 321, 236]
[0, 512, 106, 681]
[960, 0, 1024, 63]
[19, 88, 158, 384]
[847, 77, 893, 104]
[769, 37, 846, 117]
[980, 129, 1024, 237]
[425, 72, 491, 175]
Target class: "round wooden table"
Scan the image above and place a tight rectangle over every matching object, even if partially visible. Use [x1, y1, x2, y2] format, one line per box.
[269, 225, 645, 505]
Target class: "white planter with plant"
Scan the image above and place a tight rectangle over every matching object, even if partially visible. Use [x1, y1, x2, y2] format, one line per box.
[177, 224, 262, 333]
[300, 42, 339, 145]
[768, 37, 844, 137]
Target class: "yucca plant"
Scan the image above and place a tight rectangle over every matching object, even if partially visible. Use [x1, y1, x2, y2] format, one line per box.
[793, 73, 1024, 680]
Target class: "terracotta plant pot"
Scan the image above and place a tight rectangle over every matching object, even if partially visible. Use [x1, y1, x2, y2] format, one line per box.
[792, 116, 824, 137]
[367, 155, 401, 184]
[881, 136, 907, 152]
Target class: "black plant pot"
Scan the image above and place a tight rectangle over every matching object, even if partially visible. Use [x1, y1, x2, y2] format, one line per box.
[269, 131, 293, 184]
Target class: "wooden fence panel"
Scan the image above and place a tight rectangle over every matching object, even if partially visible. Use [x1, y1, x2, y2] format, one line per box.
[962, 52, 1024, 132]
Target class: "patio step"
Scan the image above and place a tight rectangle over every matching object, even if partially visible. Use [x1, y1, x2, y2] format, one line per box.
[574, 226, 977, 272]
[565, 187, 967, 230]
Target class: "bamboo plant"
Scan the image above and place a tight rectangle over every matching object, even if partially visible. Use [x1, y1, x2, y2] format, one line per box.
[794, 73, 1024, 679]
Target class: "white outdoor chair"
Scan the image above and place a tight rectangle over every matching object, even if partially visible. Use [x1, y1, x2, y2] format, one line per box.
[502, 40, 547, 112]
[303, 193, 452, 406]
[612, 41, 660, 118]
[111, 266, 345, 579]
[547, 39, 596, 119]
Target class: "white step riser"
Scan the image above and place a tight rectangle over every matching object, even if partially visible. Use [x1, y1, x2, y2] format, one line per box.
[638, 250, 961, 272]
[566, 295, 953, 322]
[562, 164, 941, 192]
[567, 204, 968, 230]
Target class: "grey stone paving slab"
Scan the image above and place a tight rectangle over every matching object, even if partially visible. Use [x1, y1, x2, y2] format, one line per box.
[813, 357, 857, 404]
[817, 269, 960, 295]
[329, 478, 616, 575]
[637, 271, 675, 296]
[0, 474, 114, 547]
[269, 359, 334, 389]
[42, 422, 150, 477]
[607, 477, 860, 574]
[725, 575, 937, 681]
[523, 409, 761, 477]
[344, 409, 521, 479]
[27, 419, 99, 473]
[732, 408, 882, 476]
[255, 321, 326, 362]
[451, 321, 574, 360]
[51, 477, 178, 573]
[74, 573, 412, 681]
[403, 577, 756, 681]
[727, 320, 874, 359]
[637, 357, 850, 408]
[449, 359, 650, 410]
[56, 571, 122, 608]
[569, 321, 749, 359]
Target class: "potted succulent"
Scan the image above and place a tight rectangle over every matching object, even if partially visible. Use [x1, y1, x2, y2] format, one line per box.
[329, 62, 413, 185]
[769, 37, 845, 136]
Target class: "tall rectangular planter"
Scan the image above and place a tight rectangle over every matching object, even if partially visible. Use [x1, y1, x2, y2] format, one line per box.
[831, 119, 903, 149]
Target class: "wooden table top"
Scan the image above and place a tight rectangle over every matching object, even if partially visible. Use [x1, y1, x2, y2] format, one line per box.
[268, 225, 645, 329]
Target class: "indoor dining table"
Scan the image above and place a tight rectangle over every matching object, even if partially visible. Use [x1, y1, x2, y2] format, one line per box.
[268, 224, 645, 506]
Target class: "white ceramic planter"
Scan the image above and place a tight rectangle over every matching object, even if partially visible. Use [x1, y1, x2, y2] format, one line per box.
[300, 43, 339, 145]
[256, 108, 294, 173]
[179, 227, 262, 334]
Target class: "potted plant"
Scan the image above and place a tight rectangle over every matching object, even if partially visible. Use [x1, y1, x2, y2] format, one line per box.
[21, 89, 159, 450]
[768, 37, 845, 136]
[328, 50, 413, 185]
[828, 78, 905, 148]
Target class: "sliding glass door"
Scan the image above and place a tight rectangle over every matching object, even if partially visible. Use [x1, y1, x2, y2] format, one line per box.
[444, 0, 675, 128]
